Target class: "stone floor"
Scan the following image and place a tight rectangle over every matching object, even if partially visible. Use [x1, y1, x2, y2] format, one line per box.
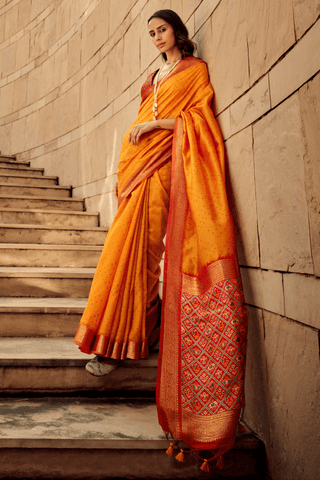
[0, 398, 167, 449]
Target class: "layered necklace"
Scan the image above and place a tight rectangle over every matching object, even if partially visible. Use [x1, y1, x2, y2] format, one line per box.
[153, 58, 182, 121]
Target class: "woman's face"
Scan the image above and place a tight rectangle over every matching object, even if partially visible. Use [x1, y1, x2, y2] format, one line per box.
[148, 17, 176, 55]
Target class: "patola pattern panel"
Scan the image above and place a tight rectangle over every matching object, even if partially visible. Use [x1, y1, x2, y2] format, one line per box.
[181, 279, 247, 416]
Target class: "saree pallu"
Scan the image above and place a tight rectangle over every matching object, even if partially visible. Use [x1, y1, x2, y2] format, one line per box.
[150, 59, 248, 461]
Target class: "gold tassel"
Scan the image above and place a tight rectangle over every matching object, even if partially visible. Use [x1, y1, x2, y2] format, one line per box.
[200, 459, 210, 472]
[166, 443, 175, 457]
[175, 449, 185, 462]
[216, 455, 224, 469]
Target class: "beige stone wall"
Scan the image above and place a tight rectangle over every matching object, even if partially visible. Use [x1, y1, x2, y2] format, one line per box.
[1, 1, 320, 478]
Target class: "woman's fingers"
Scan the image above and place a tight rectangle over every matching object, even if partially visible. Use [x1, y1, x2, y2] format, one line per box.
[129, 123, 149, 145]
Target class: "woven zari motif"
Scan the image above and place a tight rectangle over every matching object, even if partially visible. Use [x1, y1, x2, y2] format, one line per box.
[181, 279, 247, 416]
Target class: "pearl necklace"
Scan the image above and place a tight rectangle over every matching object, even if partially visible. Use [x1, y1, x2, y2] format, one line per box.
[153, 58, 181, 121]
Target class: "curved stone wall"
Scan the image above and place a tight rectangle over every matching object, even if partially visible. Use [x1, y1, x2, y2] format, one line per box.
[0, 1, 320, 479]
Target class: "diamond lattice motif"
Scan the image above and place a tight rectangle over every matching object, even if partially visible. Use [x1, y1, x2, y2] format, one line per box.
[181, 279, 247, 416]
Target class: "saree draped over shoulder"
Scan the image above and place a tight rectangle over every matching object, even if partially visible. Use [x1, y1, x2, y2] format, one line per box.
[73, 57, 248, 458]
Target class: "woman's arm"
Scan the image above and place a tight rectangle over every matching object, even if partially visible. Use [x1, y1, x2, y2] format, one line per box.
[128, 119, 175, 145]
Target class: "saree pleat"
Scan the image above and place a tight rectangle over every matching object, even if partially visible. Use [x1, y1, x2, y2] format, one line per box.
[147, 163, 171, 308]
[74, 148, 172, 359]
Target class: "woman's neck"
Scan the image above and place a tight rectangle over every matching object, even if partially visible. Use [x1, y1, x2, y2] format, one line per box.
[165, 46, 182, 64]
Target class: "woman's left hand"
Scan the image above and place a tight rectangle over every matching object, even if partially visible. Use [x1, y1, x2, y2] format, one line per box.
[128, 121, 156, 145]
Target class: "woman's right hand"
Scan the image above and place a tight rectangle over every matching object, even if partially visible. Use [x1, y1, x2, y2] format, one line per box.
[128, 121, 157, 145]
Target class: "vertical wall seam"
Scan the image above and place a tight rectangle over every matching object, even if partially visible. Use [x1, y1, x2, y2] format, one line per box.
[282, 272, 286, 318]
[296, 87, 316, 275]
[250, 124, 261, 268]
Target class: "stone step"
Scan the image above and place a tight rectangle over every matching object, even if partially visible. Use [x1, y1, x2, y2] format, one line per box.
[0, 267, 95, 298]
[0, 338, 158, 393]
[0, 244, 102, 267]
[0, 194, 84, 211]
[0, 183, 71, 197]
[0, 165, 44, 177]
[0, 155, 21, 163]
[0, 173, 58, 186]
[0, 224, 107, 245]
[0, 208, 99, 227]
[0, 165, 44, 176]
[0, 397, 261, 479]
[0, 297, 86, 337]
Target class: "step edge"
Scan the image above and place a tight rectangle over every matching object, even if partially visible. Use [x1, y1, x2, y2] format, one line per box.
[0, 244, 103, 250]
[0, 358, 158, 367]
[0, 307, 85, 313]
[0, 194, 83, 202]
[0, 438, 168, 450]
[0, 173, 58, 180]
[0, 207, 99, 216]
[0, 272, 95, 278]
[0, 183, 71, 189]
[0, 166, 44, 172]
[0, 224, 107, 231]
[0, 436, 260, 450]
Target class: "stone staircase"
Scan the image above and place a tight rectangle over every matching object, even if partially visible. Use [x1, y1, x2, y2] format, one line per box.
[0, 154, 265, 479]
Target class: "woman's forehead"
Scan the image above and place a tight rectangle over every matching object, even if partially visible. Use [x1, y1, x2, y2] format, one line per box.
[148, 18, 169, 31]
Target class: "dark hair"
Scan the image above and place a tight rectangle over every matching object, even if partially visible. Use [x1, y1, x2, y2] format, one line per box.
[148, 9, 196, 61]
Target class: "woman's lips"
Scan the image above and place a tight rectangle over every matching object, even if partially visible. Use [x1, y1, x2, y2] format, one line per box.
[157, 43, 165, 48]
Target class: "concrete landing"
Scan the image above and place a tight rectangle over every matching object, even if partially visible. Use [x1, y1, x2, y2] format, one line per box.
[0, 398, 261, 479]
[0, 398, 167, 449]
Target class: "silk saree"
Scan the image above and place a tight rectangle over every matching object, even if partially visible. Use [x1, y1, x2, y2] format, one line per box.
[73, 56, 248, 467]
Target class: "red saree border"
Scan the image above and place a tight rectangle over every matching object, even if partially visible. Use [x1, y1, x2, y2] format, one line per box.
[157, 116, 186, 438]
[118, 144, 172, 206]
[74, 323, 149, 360]
[181, 409, 239, 449]
[182, 257, 239, 296]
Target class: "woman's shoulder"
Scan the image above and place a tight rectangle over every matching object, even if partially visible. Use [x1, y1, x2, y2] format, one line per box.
[184, 55, 205, 66]
[181, 56, 208, 74]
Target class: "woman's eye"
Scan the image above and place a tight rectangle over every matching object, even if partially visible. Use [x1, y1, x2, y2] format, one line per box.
[150, 32, 155, 37]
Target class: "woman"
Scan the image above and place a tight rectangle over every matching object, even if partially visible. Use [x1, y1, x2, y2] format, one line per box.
[74, 9, 248, 471]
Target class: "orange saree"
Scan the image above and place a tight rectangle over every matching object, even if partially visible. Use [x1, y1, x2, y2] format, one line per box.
[74, 57, 248, 466]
